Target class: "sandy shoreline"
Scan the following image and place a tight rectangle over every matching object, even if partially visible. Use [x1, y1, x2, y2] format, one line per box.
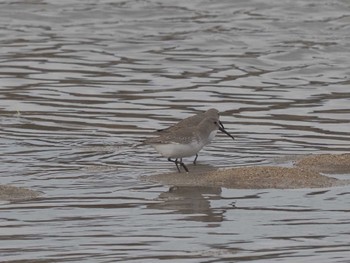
[296, 153, 350, 174]
[144, 153, 350, 189]
[2, 153, 349, 200]
[145, 166, 341, 189]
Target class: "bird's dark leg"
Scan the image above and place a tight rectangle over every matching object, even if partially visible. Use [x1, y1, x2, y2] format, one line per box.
[193, 154, 198, 165]
[174, 159, 181, 172]
[179, 158, 189, 173]
[168, 158, 181, 173]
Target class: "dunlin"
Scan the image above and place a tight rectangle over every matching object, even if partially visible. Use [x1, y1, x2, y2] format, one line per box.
[145, 116, 234, 172]
[157, 108, 234, 164]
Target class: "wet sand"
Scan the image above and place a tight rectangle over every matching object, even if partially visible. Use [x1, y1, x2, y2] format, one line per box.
[146, 166, 340, 189]
[0, 185, 41, 201]
[296, 153, 350, 174]
[2, 154, 349, 200]
[145, 153, 350, 189]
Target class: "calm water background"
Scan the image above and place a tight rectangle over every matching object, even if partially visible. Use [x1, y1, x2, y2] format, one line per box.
[1, 0, 350, 262]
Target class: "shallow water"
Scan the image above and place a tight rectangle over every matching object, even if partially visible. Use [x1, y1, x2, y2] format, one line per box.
[1, 0, 350, 262]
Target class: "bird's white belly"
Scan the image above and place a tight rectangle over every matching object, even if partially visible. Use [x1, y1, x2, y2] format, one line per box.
[207, 130, 218, 144]
[152, 141, 204, 158]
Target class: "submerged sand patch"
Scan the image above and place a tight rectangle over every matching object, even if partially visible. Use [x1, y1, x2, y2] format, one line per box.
[0, 185, 41, 201]
[144, 153, 350, 189]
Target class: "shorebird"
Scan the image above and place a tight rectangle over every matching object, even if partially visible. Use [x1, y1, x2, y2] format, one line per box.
[145, 116, 234, 172]
[156, 108, 233, 164]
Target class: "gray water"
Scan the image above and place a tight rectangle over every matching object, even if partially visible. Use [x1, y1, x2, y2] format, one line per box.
[1, 0, 350, 262]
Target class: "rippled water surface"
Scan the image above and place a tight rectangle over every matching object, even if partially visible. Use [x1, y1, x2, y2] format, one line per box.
[1, 0, 350, 262]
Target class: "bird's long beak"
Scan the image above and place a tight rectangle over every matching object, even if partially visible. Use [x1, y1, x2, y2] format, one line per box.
[218, 122, 235, 140]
